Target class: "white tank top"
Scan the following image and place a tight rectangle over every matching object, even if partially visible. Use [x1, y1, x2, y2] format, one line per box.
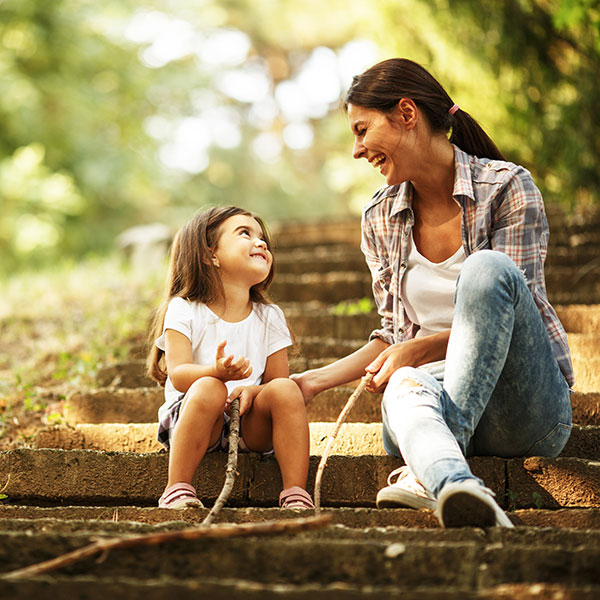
[401, 232, 466, 338]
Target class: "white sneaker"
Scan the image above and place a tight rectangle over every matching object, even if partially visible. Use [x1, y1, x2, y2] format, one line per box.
[435, 479, 514, 528]
[376, 466, 437, 510]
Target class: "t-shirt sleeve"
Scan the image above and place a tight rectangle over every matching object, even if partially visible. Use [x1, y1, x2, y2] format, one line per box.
[155, 297, 194, 350]
[266, 304, 292, 356]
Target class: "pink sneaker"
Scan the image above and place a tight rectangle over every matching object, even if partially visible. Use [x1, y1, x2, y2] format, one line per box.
[279, 486, 315, 510]
[159, 482, 204, 509]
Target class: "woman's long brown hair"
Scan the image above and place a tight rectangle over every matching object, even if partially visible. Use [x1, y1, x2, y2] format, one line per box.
[146, 206, 275, 386]
[344, 58, 506, 161]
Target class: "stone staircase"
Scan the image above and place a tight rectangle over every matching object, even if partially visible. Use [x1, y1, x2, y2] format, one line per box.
[1, 205, 600, 598]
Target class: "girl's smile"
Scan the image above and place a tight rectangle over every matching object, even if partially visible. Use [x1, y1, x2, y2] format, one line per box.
[213, 214, 273, 286]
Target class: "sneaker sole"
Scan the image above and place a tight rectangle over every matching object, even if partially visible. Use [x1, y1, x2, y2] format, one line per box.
[437, 490, 496, 528]
[376, 487, 437, 510]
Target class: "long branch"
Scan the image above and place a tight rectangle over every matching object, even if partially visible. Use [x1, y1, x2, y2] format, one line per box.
[314, 373, 373, 512]
[0, 514, 332, 580]
[202, 397, 240, 526]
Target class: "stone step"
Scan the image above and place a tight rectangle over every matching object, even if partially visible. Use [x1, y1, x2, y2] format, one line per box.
[276, 245, 368, 275]
[271, 219, 362, 248]
[273, 241, 599, 273]
[1, 504, 600, 531]
[555, 304, 600, 334]
[3, 523, 600, 592]
[2, 448, 600, 509]
[2, 577, 596, 600]
[2, 523, 600, 593]
[270, 269, 600, 305]
[271, 272, 373, 304]
[61, 386, 600, 426]
[32, 422, 600, 462]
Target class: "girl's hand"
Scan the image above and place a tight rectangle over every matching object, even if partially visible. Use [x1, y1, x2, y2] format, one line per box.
[215, 340, 252, 381]
[227, 385, 259, 416]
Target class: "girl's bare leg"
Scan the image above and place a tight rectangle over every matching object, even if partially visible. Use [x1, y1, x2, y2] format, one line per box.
[167, 377, 226, 488]
[241, 378, 310, 489]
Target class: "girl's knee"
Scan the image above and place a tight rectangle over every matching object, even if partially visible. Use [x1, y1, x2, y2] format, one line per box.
[259, 378, 304, 408]
[185, 377, 227, 411]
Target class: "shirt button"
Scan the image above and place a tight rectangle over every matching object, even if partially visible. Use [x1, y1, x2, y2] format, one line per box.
[401, 262, 407, 269]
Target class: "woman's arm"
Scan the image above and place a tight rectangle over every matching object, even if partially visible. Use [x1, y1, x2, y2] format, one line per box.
[365, 330, 450, 391]
[165, 330, 251, 393]
[291, 337, 390, 403]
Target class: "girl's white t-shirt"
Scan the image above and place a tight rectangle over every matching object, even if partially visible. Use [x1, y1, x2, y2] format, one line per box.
[156, 298, 292, 416]
[401, 233, 466, 339]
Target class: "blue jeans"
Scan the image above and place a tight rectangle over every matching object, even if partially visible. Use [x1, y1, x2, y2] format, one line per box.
[381, 250, 572, 498]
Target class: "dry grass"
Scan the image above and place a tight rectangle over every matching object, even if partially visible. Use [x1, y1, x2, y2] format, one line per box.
[0, 255, 165, 449]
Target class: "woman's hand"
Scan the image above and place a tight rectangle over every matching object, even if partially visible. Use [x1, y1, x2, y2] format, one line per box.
[365, 332, 450, 392]
[215, 340, 252, 382]
[364, 343, 410, 392]
[227, 385, 259, 416]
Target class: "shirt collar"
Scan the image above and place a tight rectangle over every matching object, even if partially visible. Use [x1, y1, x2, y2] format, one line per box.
[382, 144, 476, 216]
[451, 144, 476, 203]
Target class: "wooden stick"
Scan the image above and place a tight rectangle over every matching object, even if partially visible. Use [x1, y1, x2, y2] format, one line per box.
[202, 397, 240, 526]
[314, 372, 373, 512]
[0, 513, 332, 580]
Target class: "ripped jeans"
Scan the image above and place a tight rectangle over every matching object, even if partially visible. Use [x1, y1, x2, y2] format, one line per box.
[381, 250, 572, 498]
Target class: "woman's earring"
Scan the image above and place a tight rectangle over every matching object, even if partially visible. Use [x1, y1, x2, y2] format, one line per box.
[212, 256, 220, 268]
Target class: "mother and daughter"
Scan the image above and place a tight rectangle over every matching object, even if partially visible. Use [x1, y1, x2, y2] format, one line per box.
[147, 58, 573, 529]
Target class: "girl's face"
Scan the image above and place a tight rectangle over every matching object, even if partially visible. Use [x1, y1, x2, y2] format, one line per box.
[347, 103, 414, 186]
[212, 214, 273, 287]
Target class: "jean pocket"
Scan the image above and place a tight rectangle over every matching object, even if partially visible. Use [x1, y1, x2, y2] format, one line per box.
[525, 422, 572, 458]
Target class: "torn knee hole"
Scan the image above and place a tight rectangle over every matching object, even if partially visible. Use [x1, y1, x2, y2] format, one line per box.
[398, 378, 422, 390]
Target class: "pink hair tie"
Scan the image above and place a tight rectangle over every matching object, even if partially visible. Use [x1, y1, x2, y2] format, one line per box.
[448, 103, 460, 115]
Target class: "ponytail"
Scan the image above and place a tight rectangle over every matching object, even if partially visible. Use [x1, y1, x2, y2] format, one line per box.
[449, 108, 505, 161]
[344, 58, 506, 161]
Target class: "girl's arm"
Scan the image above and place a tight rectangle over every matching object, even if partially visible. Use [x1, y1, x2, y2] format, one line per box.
[165, 330, 251, 393]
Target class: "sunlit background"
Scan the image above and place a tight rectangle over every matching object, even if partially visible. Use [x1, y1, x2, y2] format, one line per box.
[1, 0, 598, 274]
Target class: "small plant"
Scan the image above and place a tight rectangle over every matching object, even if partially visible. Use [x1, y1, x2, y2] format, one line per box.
[45, 412, 64, 425]
[333, 297, 375, 316]
[504, 488, 516, 510]
[532, 491, 544, 509]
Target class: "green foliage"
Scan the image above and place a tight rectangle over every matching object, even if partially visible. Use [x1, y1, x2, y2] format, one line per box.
[333, 297, 375, 316]
[0, 0, 597, 274]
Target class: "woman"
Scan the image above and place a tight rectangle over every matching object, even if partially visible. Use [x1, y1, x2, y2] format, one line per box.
[292, 58, 573, 528]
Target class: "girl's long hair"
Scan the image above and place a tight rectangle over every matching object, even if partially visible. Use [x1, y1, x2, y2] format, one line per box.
[146, 206, 275, 386]
[344, 58, 506, 161]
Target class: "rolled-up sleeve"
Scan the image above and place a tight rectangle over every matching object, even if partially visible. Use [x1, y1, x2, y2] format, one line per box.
[491, 167, 547, 295]
[361, 213, 395, 345]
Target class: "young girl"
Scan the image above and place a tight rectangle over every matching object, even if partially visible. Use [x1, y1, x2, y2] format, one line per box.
[147, 205, 314, 510]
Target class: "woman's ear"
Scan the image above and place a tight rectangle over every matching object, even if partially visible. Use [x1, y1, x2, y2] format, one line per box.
[397, 98, 418, 129]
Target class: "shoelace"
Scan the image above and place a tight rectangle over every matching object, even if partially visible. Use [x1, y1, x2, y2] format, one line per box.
[387, 465, 428, 495]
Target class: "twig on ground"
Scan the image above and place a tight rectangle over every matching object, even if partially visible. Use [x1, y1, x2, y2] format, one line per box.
[314, 372, 373, 513]
[0, 513, 332, 580]
[202, 397, 240, 526]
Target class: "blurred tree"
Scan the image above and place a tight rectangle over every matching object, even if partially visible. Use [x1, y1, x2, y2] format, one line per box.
[430, 0, 599, 208]
[0, 0, 598, 274]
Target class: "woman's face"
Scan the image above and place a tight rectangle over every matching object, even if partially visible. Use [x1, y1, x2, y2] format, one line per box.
[347, 103, 413, 186]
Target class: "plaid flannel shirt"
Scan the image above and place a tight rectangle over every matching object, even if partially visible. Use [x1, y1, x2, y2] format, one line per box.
[361, 145, 574, 387]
